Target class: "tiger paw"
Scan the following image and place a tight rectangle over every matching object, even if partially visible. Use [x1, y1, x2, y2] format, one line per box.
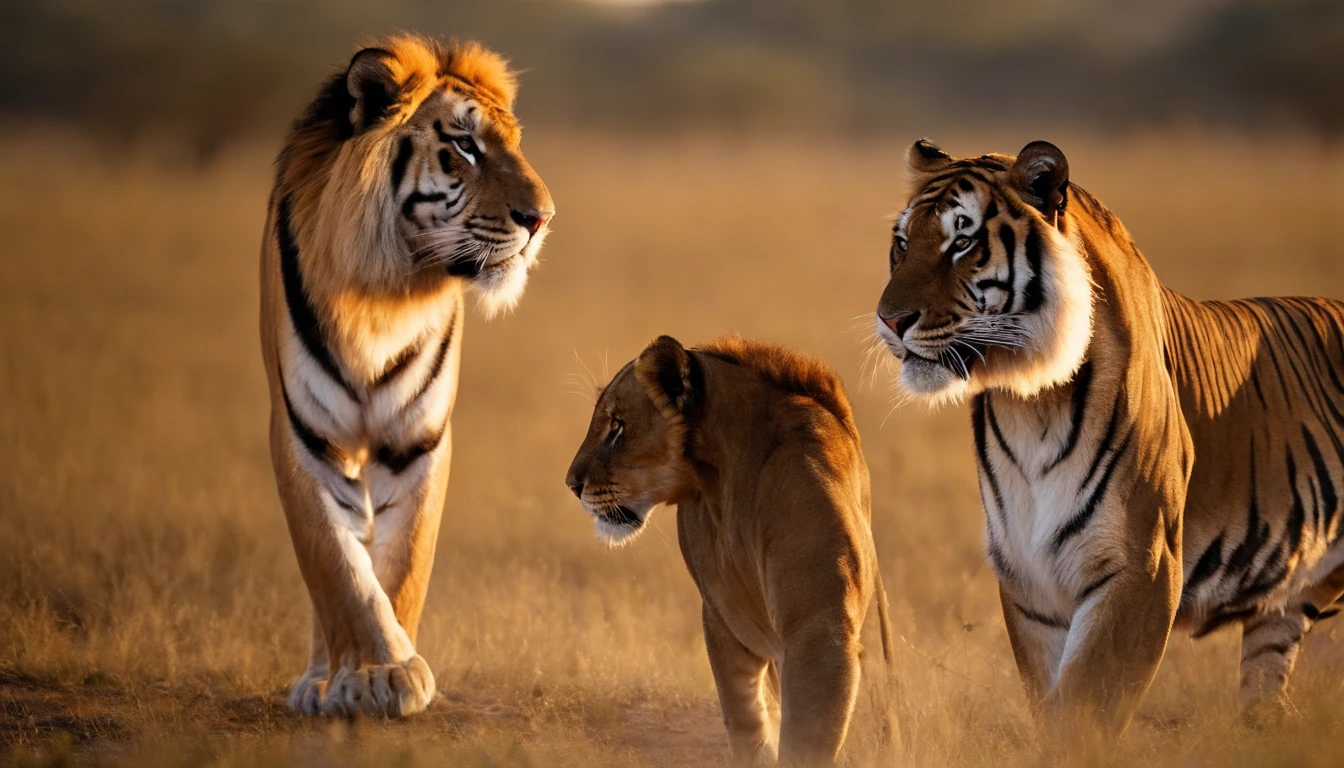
[322, 655, 435, 718]
[288, 668, 329, 715]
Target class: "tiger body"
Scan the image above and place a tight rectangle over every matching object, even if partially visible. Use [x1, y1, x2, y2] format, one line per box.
[261, 35, 552, 717]
[875, 139, 1344, 740]
[1165, 294, 1344, 648]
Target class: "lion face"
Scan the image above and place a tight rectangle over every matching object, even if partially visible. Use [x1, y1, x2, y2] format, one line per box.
[875, 140, 1092, 403]
[564, 338, 700, 546]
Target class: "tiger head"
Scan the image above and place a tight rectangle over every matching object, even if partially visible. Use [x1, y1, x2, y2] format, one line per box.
[875, 140, 1093, 403]
[280, 35, 554, 315]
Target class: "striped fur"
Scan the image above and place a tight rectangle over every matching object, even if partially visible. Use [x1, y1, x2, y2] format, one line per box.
[260, 35, 552, 717]
[876, 139, 1344, 741]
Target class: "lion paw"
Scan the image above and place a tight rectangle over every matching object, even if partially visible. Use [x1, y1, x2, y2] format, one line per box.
[322, 655, 435, 718]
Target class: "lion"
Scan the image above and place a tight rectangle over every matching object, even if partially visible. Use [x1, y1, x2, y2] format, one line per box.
[564, 335, 898, 765]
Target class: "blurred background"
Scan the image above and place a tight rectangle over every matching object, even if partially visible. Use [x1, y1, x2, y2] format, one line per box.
[2, 1, 1343, 766]
[4, 0, 1344, 156]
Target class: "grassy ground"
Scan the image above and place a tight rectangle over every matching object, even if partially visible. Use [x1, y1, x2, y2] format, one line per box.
[1, 127, 1343, 766]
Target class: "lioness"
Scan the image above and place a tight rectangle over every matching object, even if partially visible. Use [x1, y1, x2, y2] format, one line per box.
[564, 335, 897, 765]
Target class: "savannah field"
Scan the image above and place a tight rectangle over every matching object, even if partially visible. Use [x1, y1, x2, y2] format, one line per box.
[2, 127, 1343, 767]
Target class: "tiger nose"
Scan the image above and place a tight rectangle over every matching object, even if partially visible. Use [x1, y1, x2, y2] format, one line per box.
[511, 207, 553, 236]
[881, 310, 920, 338]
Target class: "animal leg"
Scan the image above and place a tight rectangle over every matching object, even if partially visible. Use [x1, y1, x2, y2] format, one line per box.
[1041, 548, 1181, 747]
[777, 616, 861, 767]
[703, 603, 778, 765]
[999, 584, 1068, 716]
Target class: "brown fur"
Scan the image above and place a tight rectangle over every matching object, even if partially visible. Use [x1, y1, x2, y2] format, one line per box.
[566, 336, 897, 765]
[697, 334, 858, 439]
[261, 34, 551, 718]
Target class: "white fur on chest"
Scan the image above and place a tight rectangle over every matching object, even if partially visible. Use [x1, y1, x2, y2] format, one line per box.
[280, 300, 460, 531]
[981, 393, 1124, 615]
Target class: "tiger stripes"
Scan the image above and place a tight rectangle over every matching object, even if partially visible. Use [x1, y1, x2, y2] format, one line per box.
[260, 35, 551, 718]
[876, 139, 1344, 743]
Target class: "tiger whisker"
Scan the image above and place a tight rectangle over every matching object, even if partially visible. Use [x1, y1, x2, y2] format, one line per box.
[952, 339, 987, 365]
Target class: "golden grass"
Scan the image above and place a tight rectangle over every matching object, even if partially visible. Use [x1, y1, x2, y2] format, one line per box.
[1, 126, 1343, 766]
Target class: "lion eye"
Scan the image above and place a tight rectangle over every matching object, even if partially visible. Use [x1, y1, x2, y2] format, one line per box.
[607, 417, 624, 444]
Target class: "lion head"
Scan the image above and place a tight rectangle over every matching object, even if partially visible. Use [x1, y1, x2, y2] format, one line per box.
[564, 336, 702, 546]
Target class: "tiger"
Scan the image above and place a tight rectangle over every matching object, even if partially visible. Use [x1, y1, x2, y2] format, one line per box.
[259, 34, 553, 717]
[873, 139, 1344, 743]
[564, 335, 899, 765]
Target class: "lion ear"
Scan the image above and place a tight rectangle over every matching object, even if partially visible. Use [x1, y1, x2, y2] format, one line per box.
[1009, 140, 1070, 224]
[346, 47, 402, 133]
[635, 335, 702, 421]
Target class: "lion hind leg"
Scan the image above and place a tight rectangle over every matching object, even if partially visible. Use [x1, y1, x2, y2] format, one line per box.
[777, 618, 861, 767]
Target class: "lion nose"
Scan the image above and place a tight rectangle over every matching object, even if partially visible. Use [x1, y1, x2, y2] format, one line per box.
[511, 207, 553, 236]
[881, 310, 920, 338]
[565, 469, 584, 499]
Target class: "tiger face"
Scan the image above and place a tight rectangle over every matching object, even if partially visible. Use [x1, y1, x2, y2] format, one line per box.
[387, 78, 552, 311]
[875, 140, 1093, 403]
[311, 38, 553, 314]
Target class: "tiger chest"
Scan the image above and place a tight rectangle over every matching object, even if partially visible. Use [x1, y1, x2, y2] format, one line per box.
[282, 303, 462, 522]
[974, 386, 1128, 616]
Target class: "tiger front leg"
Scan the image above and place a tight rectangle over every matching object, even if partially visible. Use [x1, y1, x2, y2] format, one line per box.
[277, 466, 437, 718]
[999, 584, 1067, 718]
[1038, 537, 1182, 750]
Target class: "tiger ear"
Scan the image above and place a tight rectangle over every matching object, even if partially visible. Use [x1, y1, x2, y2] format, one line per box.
[346, 47, 401, 133]
[907, 138, 953, 173]
[634, 336, 702, 422]
[1010, 141, 1070, 225]
[905, 139, 954, 196]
